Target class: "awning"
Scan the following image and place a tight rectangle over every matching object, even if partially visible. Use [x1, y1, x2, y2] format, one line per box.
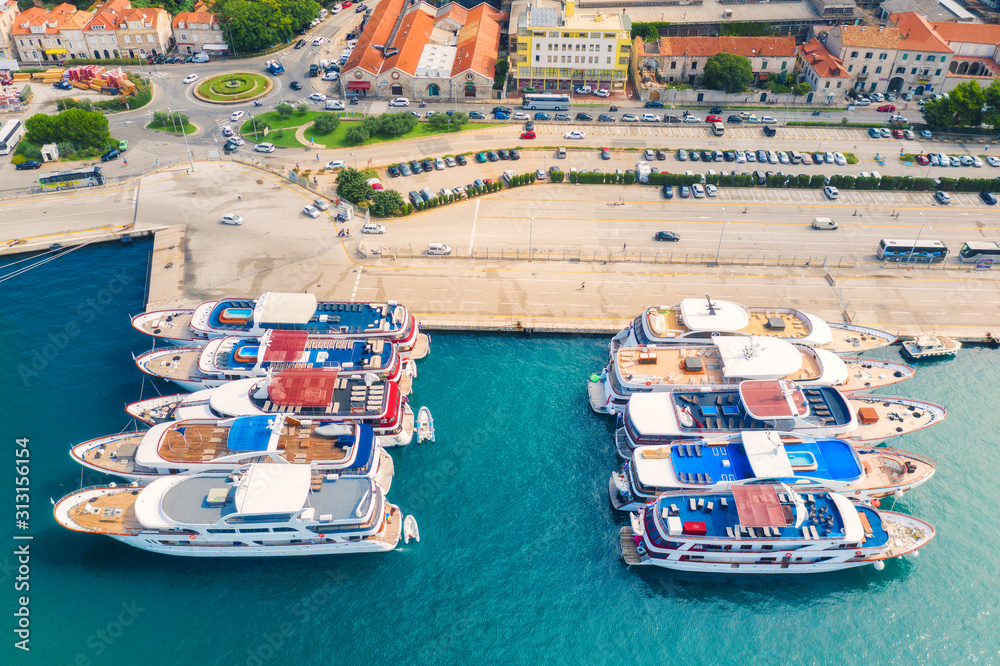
[731, 485, 785, 528]
[45, 48, 67, 55]
[268, 369, 338, 407]
[264, 330, 309, 363]
[347, 81, 371, 89]
[202, 44, 229, 52]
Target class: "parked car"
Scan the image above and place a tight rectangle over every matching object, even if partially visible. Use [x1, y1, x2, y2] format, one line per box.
[321, 71, 339, 81]
[682, 115, 701, 123]
[934, 190, 951, 204]
[535, 168, 546, 181]
[644, 100, 664, 108]
[868, 128, 881, 139]
[469, 111, 485, 119]
[877, 105, 896, 112]
[663, 114, 681, 123]
[621, 114, 638, 123]
[833, 152, 846, 166]
[254, 143, 275, 153]
[302, 205, 321, 218]
[598, 114, 615, 123]
[705, 184, 718, 197]
[388, 97, 410, 107]
[980, 191, 998, 205]
[497, 149, 509, 161]
[601, 147, 611, 160]
[914, 154, 929, 165]
[655, 231, 680, 241]
[679, 186, 690, 198]
[486, 151, 499, 161]
[455, 154, 467, 166]
[575, 113, 593, 121]
[662, 185, 674, 199]
[692, 184, 706, 198]
[533, 112, 551, 120]
[824, 185, 839, 200]
[726, 115, 742, 124]
[921, 130, 933, 138]
[15, 160, 41, 170]
[101, 149, 120, 162]
[362, 223, 387, 234]
[220, 213, 244, 226]
[676, 149, 688, 162]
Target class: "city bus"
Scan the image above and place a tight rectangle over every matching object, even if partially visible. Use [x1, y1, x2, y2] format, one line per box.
[522, 94, 571, 111]
[958, 241, 1000, 263]
[0, 119, 24, 156]
[876, 239, 948, 263]
[38, 166, 105, 191]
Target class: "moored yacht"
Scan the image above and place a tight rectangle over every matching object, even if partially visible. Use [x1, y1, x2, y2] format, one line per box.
[609, 431, 936, 511]
[615, 382, 945, 459]
[131, 292, 429, 359]
[619, 485, 934, 573]
[611, 297, 896, 356]
[901, 335, 961, 360]
[135, 330, 410, 393]
[70, 415, 394, 490]
[54, 464, 405, 557]
[127, 368, 416, 447]
[590, 335, 913, 414]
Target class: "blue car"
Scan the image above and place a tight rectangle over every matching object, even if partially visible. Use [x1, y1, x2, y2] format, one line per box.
[679, 185, 690, 198]
[534, 112, 551, 120]
[868, 128, 880, 138]
[494, 112, 509, 120]
[662, 185, 674, 199]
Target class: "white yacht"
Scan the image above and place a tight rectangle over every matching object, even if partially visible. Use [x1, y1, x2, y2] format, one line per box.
[69, 415, 394, 490]
[589, 335, 914, 414]
[615, 384, 946, 459]
[54, 464, 405, 557]
[131, 292, 429, 359]
[620, 485, 934, 574]
[901, 335, 961, 360]
[609, 431, 936, 512]
[127, 368, 416, 447]
[611, 297, 896, 355]
[135, 330, 411, 393]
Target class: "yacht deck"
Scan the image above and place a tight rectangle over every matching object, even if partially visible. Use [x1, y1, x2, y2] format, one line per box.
[409, 333, 430, 360]
[845, 397, 944, 442]
[616, 346, 821, 386]
[137, 311, 194, 338]
[67, 490, 141, 534]
[157, 422, 354, 464]
[144, 349, 202, 380]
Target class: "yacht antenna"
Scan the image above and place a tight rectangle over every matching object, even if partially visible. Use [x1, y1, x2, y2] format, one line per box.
[705, 292, 716, 315]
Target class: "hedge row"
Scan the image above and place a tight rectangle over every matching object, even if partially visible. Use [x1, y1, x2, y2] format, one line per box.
[505, 172, 538, 187]
[569, 170, 637, 185]
[412, 181, 503, 211]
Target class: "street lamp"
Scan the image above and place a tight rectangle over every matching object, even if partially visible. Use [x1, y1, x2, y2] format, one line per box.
[714, 207, 729, 265]
[907, 217, 928, 265]
[350, 152, 356, 169]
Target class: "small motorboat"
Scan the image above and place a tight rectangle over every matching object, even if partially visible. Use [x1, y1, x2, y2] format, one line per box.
[403, 515, 420, 544]
[901, 335, 961, 360]
[416, 406, 435, 442]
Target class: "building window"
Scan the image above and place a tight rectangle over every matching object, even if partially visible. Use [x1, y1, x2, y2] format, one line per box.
[606, 58, 611, 64]
[875, 66, 882, 74]
[915, 54, 921, 61]
[936, 69, 942, 76]
[911, 68, 917, 74]
[691, 61, 697, 69]
[607, 45, 612, 52]
[861, 65, 867, 73]
[781, 61, 787, 70]
[848, 65, 853, 72]
[864, 52, 872, 59]
[926, 55, 935, 62]
[824, 81, 830, 88]
[670, 61, 676, 69]
[895, 67, 904, 74]
[762, 61, 768, 69]
[836, 82, 842, 88]
[851, 51, 858, 58]
[902, 53, 908, 60]
[879, 53, 887, 60]
[535, 55, 539, 62]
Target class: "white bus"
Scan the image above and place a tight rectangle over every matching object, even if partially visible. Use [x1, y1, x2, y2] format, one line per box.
[0, 119, 24, 156]
[876, 238, 948, 263]
[522, 94, 571, 111]
[959, 241, 1000, 263]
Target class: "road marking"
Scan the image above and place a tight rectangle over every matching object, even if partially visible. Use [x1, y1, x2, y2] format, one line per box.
[350, 266, 363, 300]
[468, 198, 480, 252]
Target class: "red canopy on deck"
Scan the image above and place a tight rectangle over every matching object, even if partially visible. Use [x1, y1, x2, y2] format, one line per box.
[268, 369, 338, 407]
[731, 485, 785, 528]
[264, 330, 309, 363]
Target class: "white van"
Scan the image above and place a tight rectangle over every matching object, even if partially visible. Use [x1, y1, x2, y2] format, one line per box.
[191, 53, 210, 63]
[812, 217, 838, 230]
[427, 243, 452, 255]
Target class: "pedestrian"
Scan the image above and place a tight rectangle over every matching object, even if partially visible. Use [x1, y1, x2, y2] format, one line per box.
[316, 153, 320, 162]
[622, 243, 627, 251]
[122, 158, 127, 166]
[237, 192, 242, 201]
[296, 162, 300, 169]
[580, 282, 586, 290]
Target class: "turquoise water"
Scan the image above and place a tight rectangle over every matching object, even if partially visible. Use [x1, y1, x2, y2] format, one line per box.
[1, 243, 997, 665]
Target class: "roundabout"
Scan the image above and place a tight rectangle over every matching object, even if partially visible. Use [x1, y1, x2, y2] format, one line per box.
[193, 72, 272, 104]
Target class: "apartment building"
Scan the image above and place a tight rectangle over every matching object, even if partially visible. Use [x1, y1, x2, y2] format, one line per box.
[118, 7, 172, 58]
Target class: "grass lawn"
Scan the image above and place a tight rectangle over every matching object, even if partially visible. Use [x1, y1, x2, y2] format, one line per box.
[303, 120, 502, 149]
[241, 114, 501, 149]
[146, 121, 198, 136]
[196, 73, 270, 102]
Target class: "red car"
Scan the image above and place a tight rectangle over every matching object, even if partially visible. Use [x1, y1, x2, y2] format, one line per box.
[892, 129, 904, 139]
[342, 1, 352, 6]
[914, 154, 930, 165]
[705, 115, 722, 123]
[520, 131, 536, 139]
[877, 104, 896, 112]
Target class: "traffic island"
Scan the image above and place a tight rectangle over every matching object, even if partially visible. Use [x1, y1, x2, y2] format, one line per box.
[193, 72, 272, 104]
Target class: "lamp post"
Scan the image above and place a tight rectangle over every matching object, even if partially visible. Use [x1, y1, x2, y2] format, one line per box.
[350, 152, 356, 169]
[528, 202, 534, 261]
[907, 217, 928, 265]
[713, 207, 728, 265]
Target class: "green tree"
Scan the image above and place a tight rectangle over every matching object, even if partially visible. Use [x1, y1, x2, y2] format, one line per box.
[336, 167, 373, 203]
[25, 108, 110, 148]
[369, 189, 404, 216]
[312, 112, 340, 134]
[702, 52, 753, 93]
[631, 23, 662, 42]
[792, 82, 812, 97]
[276, 102, 294, 118]
[924, 80, 987, 130]
[295, 103, 308, 115]
[984, 80, 1000, 129]
[344, 125, 370, 144]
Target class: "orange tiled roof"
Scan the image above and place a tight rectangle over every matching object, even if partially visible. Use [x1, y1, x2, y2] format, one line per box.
[836, 25, 900, 50]
[172, 11, 218, 29]
[343, 0, 407, 75]
[384, 6, 435, 76]
[451, 4, 503, 78]
[931, 21, 1000, 46]
[122, 7, 165, 29]
[799, 38, 850, 78]
[60, 9, 93, 29]
[84, 0, 131, 31]
[435, 2, 468, 25]
[890, 12, 952, 54]
[655, 35, 796, 59]
[12, 4, 79, 35]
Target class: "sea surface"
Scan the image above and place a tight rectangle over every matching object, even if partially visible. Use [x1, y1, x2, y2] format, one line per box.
[0, 241, 996, 665]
